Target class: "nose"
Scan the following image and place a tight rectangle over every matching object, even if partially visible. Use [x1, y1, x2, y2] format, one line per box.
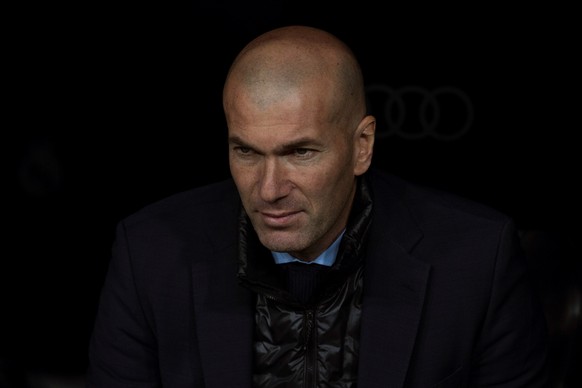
[258, 157, 291, 203]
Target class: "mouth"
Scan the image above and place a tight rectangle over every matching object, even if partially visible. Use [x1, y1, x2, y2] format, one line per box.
[259, 210, 302, 227]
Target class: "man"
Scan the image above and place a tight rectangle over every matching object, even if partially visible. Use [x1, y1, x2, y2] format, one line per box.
[87, 25, 549, 387]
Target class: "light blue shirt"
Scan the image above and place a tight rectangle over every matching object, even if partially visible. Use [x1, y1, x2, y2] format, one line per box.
[271, 230, 346, 267]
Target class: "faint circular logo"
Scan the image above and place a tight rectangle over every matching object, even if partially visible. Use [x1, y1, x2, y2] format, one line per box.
[365, 84, 474, 141]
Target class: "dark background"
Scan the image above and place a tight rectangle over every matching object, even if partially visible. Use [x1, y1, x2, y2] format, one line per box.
[3, 1, 580, 387]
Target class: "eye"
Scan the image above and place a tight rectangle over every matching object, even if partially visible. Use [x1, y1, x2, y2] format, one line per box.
[294, 148, 312, 157]
[234, 146, 253, 155]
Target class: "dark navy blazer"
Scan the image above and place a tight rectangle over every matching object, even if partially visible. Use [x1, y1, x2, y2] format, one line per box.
[87, 168, 549, 387]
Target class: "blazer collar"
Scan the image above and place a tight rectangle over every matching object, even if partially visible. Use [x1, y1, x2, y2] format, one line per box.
[191, 242, 255, 387]
[357, 170, 431, 388]
[190, 195, 255, 387]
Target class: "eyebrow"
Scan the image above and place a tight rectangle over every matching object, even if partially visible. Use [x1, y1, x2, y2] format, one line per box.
[228, 135, 323, 154]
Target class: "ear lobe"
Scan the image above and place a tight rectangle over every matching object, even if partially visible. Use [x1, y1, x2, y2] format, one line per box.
[354, 115, 376, 176]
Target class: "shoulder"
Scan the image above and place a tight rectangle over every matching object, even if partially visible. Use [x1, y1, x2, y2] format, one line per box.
[368, 167, 510, 226]
[121, 177, 240, 232]
[108, 178, 241, 272]
[366, 169, 524, 288]
[366, 168, 516, 256]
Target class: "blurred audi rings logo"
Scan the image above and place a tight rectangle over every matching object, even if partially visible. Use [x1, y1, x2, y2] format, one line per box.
[365, 84, 474, 141]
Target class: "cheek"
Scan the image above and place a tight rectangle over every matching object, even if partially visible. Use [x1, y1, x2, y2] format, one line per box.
[328, 164, 357, 199]
[230, 166, 254, 195]
[304, 168, 349, 200]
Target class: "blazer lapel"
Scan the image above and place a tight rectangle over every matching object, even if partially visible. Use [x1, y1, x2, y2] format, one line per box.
[358, 241, 430, 388]
[358, 176, 431, 388]
[191, 242, 255, 388]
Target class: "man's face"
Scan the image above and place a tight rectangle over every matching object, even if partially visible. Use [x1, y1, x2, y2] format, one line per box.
[227, 89, 359, 261]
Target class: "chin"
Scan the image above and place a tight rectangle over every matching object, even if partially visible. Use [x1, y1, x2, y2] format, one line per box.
[257, 230, 305, 253]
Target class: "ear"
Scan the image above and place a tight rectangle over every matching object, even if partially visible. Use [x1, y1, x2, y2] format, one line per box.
[353, 115, 376, 176]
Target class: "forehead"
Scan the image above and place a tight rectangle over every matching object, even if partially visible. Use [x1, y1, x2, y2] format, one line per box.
[228, 117, 329, 151]
[228, 87, 330, 135]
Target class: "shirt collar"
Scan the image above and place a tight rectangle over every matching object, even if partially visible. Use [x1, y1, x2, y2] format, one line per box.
[271, 229, 346, 267]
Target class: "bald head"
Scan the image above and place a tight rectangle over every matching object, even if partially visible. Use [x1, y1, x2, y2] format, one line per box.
[223, 25, 367, 129]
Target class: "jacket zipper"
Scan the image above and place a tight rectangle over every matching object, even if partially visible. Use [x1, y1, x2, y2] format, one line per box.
[257, 290, 319, 386]
[304, 309, 317, 387]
